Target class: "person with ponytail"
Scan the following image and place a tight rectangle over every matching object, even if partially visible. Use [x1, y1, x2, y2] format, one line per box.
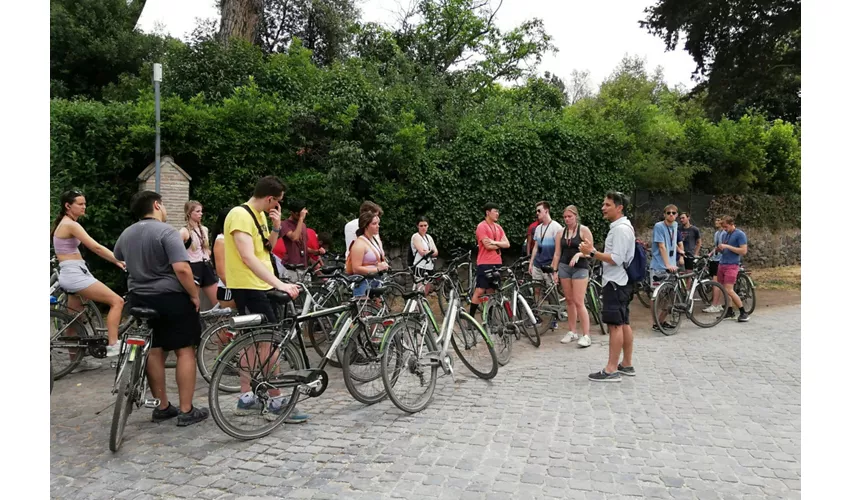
[551, 205, 595, 348]
[51, 189, 126, 360]
[348, 211, 389, 298]
[179, 201, 218, 308]
[210, 208, 236, 308]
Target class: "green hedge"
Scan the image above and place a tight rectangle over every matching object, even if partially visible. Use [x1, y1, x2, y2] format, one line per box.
[707, 194, 801, 230]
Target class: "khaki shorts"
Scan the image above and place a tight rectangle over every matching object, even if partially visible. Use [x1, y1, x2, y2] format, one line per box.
[531, 266, 556, 285]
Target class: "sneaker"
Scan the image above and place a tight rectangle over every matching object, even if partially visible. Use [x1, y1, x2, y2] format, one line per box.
[177, 406, 209, 427]
[651, 322, 674, 332]
[701, 305, 722, 314]
[151, 402, 179, 423]
[551, 321, 559, 330]
[737, 312, 750, 323]
[71, 358, 100, 373]
[588, 369, 621, 382]
[560, 332, 579, 344]
[263, 397, 311, 423]
[234, 392, 260, 416]
[105, 341, 122, 358]
[617, 364, 636, 377]
[724, 309, 737, 321]
[577, 335, 591, 348]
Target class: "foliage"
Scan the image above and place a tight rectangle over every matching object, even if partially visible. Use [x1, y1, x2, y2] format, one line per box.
[260, 0, 360, 65]
[707, 194, 800, 230]
[641, 0, 800, 122]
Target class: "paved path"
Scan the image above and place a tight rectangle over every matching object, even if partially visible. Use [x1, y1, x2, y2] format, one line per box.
[51, 306, 801, 500]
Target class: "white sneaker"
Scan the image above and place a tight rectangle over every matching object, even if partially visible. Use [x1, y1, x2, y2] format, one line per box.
[577, 335, 591, 348]
[560, 332, 579, 344]
[106, 341, 122, 357]
[701, 305, 722, 313]
[71, 358, 100, 373]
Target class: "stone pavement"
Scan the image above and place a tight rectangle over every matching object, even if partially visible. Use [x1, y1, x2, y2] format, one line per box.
[51, 306, 801, 500]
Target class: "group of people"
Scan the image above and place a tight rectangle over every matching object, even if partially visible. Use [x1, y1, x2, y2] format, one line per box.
[51, 177, 752, 427]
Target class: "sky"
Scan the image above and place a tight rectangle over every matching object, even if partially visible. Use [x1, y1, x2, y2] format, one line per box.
[136, 0, 698, 90]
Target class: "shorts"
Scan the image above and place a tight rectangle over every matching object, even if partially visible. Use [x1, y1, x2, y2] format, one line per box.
[128, 292, 201, 351]
[683, 256, 695, 271]
[413, 267, 433, 279]
[231, 288, 279, 323]
[57, 260, 99, 293]
[353, 278, 382, 298]
[557, 263, 589, 280]
[709, 261, 720, 277]
[190, 261, 218, 288]
[716, 264, 740, 285]
[283, 268, 309, 284]
[217, 286, 232, 302]
[532, 265, 557, 284]
[650, 270, 671, 291]
[601, 282, 632, 326]
[475, 264, 501, 290]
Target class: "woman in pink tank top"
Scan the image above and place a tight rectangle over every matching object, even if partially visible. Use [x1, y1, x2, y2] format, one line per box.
[51, 190, 126, 359]
[179, 201, 219, 308]
[348, 211, 389, 297]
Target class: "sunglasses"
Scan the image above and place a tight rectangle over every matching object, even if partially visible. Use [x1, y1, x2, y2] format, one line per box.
[536, 209, 544, 213]
[666, 211, 678, 215]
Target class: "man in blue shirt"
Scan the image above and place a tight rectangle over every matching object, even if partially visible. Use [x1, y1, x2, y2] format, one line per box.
[715, 215, 749, 322]
[650, 204, 684, 330]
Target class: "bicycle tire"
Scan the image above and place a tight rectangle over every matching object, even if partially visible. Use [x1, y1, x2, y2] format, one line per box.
[735, 274, 756, 315]
[50, 308, 90, 379]
[304, 292, 345, 368]
[457, 262, 473, 301]
[651, 283, 682, 336]
[485, 303, 512, 366]
[520, 281, 559, 334]
[635, 282, 652, 308]
[109, 350, 141, 452]
[515, 297, 540, 347]
[450, 312, 498, 379]
[208, 331, 302, 440]
[689, 280, 730, 328]
[197, 323, 239, 392]
[382, 317, 439, 414]
[341, 323, 388, 404]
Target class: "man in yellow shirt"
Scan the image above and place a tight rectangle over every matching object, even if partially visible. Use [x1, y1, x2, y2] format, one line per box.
[223, 175, 308, 423]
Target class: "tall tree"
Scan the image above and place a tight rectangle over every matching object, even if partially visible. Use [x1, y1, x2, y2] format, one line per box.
[260, 0, 359, 65]
[219, 0, 264, 44]
[641, 0, 800, 122]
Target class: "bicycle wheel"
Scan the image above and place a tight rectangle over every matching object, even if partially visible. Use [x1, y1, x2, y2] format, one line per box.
[50, 308, 90, 379]
[515, 298, 540, 347]
[84, 300, 105, 335]
[689, 280, 730, 328]
[457, 262, 473, 300]
[341, 323, 388, 404]
[587, 283, 608, 336]
[485, 303, 512, 366]
[382, 317, 439, 413]
[450, 312, 498, 379]
[735, 274, 756, 315]
[109, 352, 142, 452]
[197, 323, 239, 392]
[305, 293, 345, 368]
[635, 281, 652, 308]
[208, 331, 303, 440]
[520, 282, 559, 334]
[651, 283, 682, 336]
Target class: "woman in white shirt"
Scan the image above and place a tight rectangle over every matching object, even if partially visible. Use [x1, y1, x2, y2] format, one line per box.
[411, 217, 438, 294]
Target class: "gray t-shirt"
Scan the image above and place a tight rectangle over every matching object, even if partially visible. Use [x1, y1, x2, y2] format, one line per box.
[602, 216, 635, 287]
[114, 219, 191, 296]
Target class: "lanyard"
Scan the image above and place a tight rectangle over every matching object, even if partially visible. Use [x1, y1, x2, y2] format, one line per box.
[364, 236, 384, 262]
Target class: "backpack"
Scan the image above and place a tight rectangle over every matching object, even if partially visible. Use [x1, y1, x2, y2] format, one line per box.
[623, 225, 647, 284]
[407, 242, 416, 267]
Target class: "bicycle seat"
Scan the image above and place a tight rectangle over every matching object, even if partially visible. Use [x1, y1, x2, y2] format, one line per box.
[285, 264, 306, 271]
[402, 290, 425, 300]
[367, 287, 387, 298]
[266, 290, 293, 305]
[541, 265, 555, 274]
[130, 307, 160, 319]
[321, 265, 342, 274]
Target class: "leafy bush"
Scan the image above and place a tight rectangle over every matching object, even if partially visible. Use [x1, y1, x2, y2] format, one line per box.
[707, 194, 801, 230]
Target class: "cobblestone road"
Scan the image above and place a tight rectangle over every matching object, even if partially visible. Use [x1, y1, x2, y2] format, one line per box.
[51, 306, 801, 500]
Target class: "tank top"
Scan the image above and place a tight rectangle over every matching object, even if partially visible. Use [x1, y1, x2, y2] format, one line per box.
[359, 236, 383, 267]
[559, 225, 588, 269]
[186, 225, 208, 263]
[53, 235, 81, 255]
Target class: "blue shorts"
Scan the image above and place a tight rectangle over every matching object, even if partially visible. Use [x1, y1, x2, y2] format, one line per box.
[353, 278, 382, 298]
[475, 264, 500, 290]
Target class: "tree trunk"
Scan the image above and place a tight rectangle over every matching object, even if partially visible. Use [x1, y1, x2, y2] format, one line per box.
[219, 0, 265, 44]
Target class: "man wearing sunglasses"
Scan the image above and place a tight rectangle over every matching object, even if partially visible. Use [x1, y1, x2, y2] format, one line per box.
[528, 201, 562, 330]
[650, 204, 685, 331]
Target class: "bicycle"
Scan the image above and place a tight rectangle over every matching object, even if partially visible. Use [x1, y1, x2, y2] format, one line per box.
[480, 264, 541, 365]
[207, 279, 395, 440]
[650, 263, 730, 336]
[518, 257, 566, 335]
[435, 249, 475, 315]
[584, 261, 608, 336]
[381, 280, 498, 414]
[734, 265, 756, 315]
[109, 306, 157, 452]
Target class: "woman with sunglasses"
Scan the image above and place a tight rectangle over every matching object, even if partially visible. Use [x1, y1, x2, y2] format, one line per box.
[551, 205, 594, 347]
[410, 216, 438, 294]
[51, 190, 126, 360]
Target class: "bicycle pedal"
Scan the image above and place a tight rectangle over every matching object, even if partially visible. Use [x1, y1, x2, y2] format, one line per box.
[143, 398, 161, 409]
[110, 361, 118, 369]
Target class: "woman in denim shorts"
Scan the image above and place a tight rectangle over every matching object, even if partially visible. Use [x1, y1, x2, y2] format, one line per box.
[551, 205, 594, 348]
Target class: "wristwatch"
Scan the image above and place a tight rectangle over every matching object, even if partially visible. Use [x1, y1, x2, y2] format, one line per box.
[271, 226, 281, 233]
[589, 250, 597, 259]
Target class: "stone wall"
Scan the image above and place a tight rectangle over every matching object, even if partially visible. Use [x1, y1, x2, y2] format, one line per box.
[636, 226, 801, 269]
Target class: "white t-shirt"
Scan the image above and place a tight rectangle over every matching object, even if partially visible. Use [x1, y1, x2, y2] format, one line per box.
[410, 233, 436, 270]
[345, 218, 383, 257]
[215, 234, 226, 288]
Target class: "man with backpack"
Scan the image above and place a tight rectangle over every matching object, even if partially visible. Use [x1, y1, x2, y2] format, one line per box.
[579, 191, 639, 382]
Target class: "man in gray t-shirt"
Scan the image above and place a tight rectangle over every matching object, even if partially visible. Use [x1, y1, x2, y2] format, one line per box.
[113, 191, 208, 427]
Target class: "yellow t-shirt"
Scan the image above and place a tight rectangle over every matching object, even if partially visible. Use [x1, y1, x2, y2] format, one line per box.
[224, 205, 274, 290]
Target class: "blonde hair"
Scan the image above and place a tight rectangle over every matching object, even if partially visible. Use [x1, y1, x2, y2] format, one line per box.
[564, 205, 580, 224]
[184, 200, 208, 251]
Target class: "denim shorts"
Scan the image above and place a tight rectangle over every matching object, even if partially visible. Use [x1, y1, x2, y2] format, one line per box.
[557, 263, 589, 280]
[353, 278, 382, 297]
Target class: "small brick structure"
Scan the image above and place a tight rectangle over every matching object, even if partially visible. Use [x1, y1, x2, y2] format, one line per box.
[137, 156, 192, 230]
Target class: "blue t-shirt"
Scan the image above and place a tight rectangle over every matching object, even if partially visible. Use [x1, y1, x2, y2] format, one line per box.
[711, 230, 724, 262]
[720, 229, 747, 265]
[533, 220, 563, 268]
[651, 221, 678, 271]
